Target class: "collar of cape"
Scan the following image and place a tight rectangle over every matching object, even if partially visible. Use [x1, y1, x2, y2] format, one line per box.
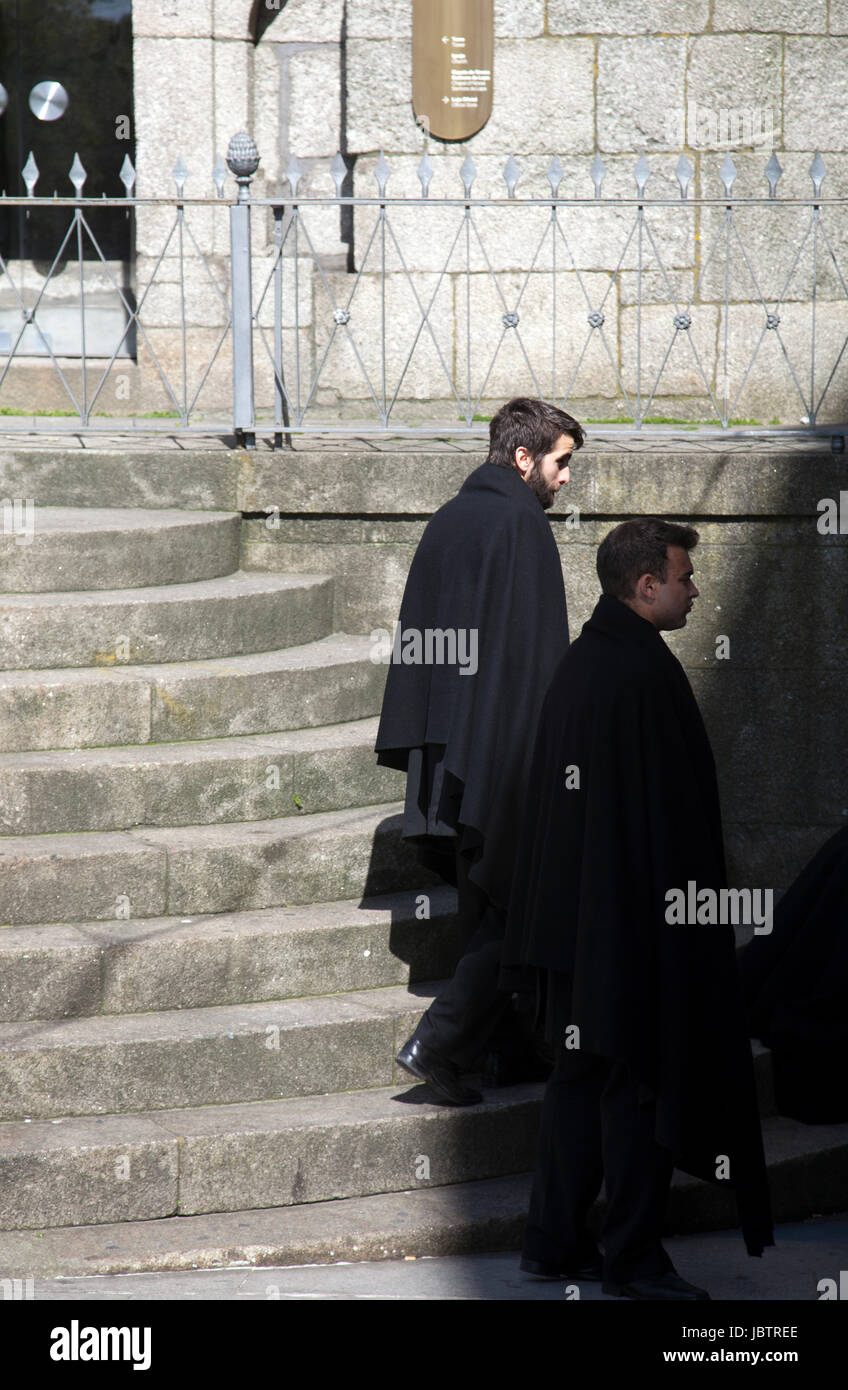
[584, 591, 665, 648]
[459, 459, 549, 515]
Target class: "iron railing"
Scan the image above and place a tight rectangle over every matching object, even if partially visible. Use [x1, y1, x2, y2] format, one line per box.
[0, 136, 846, 448]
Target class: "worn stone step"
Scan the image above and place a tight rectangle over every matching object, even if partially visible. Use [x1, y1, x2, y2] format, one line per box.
[0, 571, 333, 670]
[0, 887, 461, 1023]
[0, 1109, 845, 1275]
[0, 980, 435, 1120]
[0, 717, 403, 835]
[0, 1060, 796, 1234]
[0, 633, 385, 753]
[0, 972, 777, 1126]
[0, 1083, 542, 1230]
[0, 801, 421, 926]
[0, 507, 241, 593]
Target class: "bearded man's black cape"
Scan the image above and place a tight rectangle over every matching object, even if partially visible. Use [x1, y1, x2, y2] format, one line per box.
[737, 824, 848, 1124]
[501, 593, 774, 1257]
[375, 460, 569, 914]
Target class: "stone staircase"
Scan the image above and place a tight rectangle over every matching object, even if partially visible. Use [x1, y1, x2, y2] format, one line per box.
[0, 496, 845, 1279]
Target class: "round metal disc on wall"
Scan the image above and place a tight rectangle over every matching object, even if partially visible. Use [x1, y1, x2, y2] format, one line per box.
[0, 83, 8, 117]
[29, 81, 69, 121]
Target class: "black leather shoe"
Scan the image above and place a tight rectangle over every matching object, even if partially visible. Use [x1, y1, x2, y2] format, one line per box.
[396, 1035, 482, 1106]
[521, 1253, 603, 1282]
[602, 1271, 711, 1301]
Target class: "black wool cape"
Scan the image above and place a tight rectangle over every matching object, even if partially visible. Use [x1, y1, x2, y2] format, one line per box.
[502, 594, 774, 1257]
[375, 460, 569, 914]
[738, 823, 848, 1124]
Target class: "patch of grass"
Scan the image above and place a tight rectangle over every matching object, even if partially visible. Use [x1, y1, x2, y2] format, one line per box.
[0, 407, 182, 419]
[641, 417, 700, 428]
[0, 407, 78, 416]
[585, 416, 701, 428]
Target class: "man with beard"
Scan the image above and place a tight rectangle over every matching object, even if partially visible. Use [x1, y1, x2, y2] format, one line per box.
[502, 518, 773, 1298]
[375, 396, 584, 1105]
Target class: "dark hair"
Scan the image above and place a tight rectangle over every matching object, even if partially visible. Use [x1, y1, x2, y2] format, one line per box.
[487, 396, 585, 469]
[597, 518, 699, 599]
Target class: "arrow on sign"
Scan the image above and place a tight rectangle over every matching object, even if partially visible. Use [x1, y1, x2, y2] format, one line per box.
[442, 95, 449, 104]
[442, 35, 449, 43]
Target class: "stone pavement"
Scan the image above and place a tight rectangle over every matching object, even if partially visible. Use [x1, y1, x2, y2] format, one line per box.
[18, 1214, 848, 1301]
[0, 426, 841, 453]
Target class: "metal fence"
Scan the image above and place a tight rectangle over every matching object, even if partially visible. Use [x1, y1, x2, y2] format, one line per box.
[1, 134, 847, 446]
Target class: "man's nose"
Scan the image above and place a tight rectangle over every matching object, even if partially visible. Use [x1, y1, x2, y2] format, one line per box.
[690, 583, 700, 598]
[561, 465, 570, 484]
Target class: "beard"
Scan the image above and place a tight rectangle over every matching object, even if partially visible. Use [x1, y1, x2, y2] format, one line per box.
[524, 460, 557, 510]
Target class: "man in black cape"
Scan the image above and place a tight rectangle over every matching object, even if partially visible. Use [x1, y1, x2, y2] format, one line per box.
[502, 518, 773, 1299]
[738, 823, 848, 1124]
[375, 397, 584, 1105]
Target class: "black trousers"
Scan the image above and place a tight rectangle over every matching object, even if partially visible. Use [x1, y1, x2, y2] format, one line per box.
[523, 1046, 675, 1284]
[412, 849, 529, 1071]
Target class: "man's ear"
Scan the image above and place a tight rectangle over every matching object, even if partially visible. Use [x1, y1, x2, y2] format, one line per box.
[635, 571, 657, 603]
[514, 445, 532, 477]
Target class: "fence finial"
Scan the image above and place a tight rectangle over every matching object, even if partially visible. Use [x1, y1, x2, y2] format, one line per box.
[675, 153, 693, 200]
[375, 151, 392, 197]
[764, 152, 782, 200]
[120, 154, 136, 198]
[590, 153, 606, 198]
[418, 152, 434, 198]
[172, 156, 188, 198]
[227, 132, 260, 202]
[285, 154, 302, 198]
[331, 152, 347, 196]
[460, 153, 476, 197]
[22, 152, 39, 198]
[809, 151, 826, 199]
[547, 155, 563, 199]
[503, 154, 520, 199]
[212, 155, 228, 198]
[719, 153, 737, 197]
[69, 153, 87, 196]
[633, 154, 650, 197]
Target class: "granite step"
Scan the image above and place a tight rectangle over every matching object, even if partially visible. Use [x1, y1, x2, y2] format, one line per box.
[0, 571, 333, 670]
[0, 1083, 542, 1230]
[0, 979, 778, 1124]
[0, 717, 403, 835]
[0, 633, 386, 753]
[0, 887, 461, 1022]
[0, 1111, 845, 1275]
[0, 507, 241, 593]
[0, 981, 436, 1120]
[0, 801, 421, 926]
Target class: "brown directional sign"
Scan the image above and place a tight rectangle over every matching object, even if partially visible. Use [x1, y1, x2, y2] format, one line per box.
[413, 0, 493, 142]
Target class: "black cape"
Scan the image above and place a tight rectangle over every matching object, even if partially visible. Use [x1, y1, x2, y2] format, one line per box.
[502, 594, 774, 1256]
[738, 824, 848, 1124]
[375, 461, 569, 913]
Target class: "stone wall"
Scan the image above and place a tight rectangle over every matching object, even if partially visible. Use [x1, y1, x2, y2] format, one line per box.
[6, 2, 846, 422]
[119, 1, 848, 425]
[237, 442, 848, 894]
